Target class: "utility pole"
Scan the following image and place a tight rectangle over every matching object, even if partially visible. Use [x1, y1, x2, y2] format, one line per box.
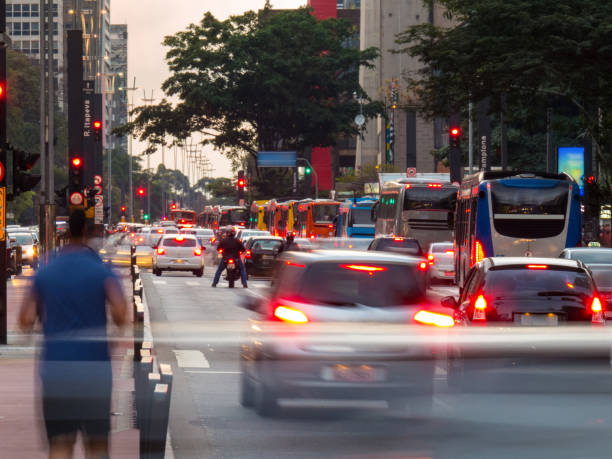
[124, 77, 137, 222]
[142, 89, 156, 219]
[0, 0, 7, 344]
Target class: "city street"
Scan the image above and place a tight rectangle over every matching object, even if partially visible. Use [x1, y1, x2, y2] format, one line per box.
[143, 270, 612, 459]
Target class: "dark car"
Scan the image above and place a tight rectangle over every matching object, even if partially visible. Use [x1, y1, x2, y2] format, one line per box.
[442, 257, 607, 391]
[239, 250, 446, 417]
[243, 236, 284, 277]
[368, 236, 425, 257]
[559, 248, 612, 308]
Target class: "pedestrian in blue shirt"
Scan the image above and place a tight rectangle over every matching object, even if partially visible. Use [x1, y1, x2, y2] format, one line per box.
[19, 209, 128, 459]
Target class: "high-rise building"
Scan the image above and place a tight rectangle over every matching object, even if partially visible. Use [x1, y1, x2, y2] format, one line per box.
[358, 0, 449, 172]
[7, 0, 65, 108]
[108, 24, 127, 154]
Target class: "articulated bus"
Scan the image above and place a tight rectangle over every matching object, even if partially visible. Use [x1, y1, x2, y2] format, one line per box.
[170, 209, 197, 228]
[272, 201, 298, 237]
[455, 171, 581, 286]
[249, 200, 268, 231]
[198, 206, 220, 229]
[375, 178, 458, 250]
[336, 198, 378, 238]
[218, 206, 249, 228]
[296, 199, 341, 238]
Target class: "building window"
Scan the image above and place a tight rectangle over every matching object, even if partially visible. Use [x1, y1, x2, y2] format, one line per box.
[13, 40, 21, 50]
[22, 4, 30, 17]
[7, 23, 12, 35]
[31, 4, 39, 17]
[13, 4, 21, 17]
[22, 22, 30, 36]
[32, 22, 39, 35]
[6, 4, 12, 18]
[13, 22, 21, 36]
[31, 40, 39, 53]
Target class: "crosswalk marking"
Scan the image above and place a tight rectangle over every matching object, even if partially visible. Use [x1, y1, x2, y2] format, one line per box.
[152, 280, 167, 285]
[173, 350, 210, 368]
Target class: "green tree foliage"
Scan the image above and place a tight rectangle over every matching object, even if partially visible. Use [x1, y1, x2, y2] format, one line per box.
[397, 0, 612, 197]
[117, 6, 383, 167]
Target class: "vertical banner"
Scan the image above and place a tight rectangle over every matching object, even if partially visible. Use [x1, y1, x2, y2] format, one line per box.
[82, 80, 95, 187]
[477, 97, 491, 171]
[558, 146, 585, 195]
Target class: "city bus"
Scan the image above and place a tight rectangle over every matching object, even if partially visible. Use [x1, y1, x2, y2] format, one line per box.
[170, 209, 197, 228]
[375, 178, 458, 250]
[296, 199, 340, 238]
[273, 201, 297, 237]
[197, 206, 220, 229]
[454, 171, 581, 286]
[249, 200, 268, 231]
[218, 206, 249, 228]
[336, 198, 378, 238]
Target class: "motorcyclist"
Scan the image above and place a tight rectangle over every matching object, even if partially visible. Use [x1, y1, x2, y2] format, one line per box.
[212, 228, 248, 288]
[279, 232, 297, 253]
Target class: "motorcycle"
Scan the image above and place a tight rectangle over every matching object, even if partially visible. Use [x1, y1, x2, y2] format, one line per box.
[224, 257, 241, 288]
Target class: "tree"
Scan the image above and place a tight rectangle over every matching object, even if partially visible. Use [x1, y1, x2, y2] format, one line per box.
[117, 6, 383, 168]
[397, 0, 612, 191]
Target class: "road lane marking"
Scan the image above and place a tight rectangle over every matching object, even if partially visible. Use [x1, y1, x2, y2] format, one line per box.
[186, 281, 200, 286]
[152, 280, 167, 285]
[184, 370, 240, 374]
[173, 349, 210, 368]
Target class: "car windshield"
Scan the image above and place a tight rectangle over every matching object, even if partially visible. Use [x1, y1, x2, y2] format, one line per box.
[312, 204, 338, 223]
[12, 234, 34, 245]
[295, 262, 426, 307]
[569, 251, 612, 265]
[162, 237, 197, 247]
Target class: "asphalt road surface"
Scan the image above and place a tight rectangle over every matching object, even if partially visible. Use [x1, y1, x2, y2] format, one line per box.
[142, 270, 612, 459]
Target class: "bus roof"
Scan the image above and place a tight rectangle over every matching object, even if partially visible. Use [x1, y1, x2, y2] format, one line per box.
[462, 170, 576, 184]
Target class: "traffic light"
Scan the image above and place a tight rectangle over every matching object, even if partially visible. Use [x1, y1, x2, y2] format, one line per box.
[69, 154, 83, 194]
[137, 186, 146, 197]
[120, 205, 126, 213]
[305, 166, 312, 175]
[93, 120, 102, 142]
[170, 202, 177, 210]
[449, 126, 461, 149]
[9, 144, 41, 200]
[237, 170, 246, 189]
[143, 213, 149, 221]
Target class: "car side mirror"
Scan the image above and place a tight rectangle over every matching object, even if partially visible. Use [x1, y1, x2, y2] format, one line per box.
[441, 296, 459, 309]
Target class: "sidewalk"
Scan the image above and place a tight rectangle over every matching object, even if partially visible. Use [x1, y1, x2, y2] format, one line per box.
[0, 269, 139, 458]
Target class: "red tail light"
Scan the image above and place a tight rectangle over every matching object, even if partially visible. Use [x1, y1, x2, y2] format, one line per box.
[286, 260, 305, 268]
[157, 229, 164, 234]
[194, 247, 202, 256]
[227, 259, 235, 265]
[428, 183, 443, 188]
[404, 184, 411, 189]
[445, 250, 455, 255]
[274, 305, 309, 324]
[156, 247, 165, 255]
[245, 250, 252, 259]
[328, 224, 334, 229]
[240, 222, 246, 226]
[526, 264, 548, 270]
[414, 310, 454, 327]
[473, 294, 487, 321]
[471, 240, 485, 266]
[310, 235, 316, 239]
[417, 261, 428, 271]
[218, 248, 223, 254]
[341, 264, 387, 273]
[175, 235, 184, 242]
[393, 237, 404, 242]
[427, 253, 435, 265]
[211, 237, 217, 243]
[591, 297, 604, 324]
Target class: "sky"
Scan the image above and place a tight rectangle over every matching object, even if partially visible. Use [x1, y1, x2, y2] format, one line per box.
[111, 0, 305, 182]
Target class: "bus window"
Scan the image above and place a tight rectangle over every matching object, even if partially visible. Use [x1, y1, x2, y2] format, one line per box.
[403, 188, 456, 211]
[312, 205, 337, 223]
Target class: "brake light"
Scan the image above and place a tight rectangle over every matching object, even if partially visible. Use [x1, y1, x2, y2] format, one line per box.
[393, 237, 404, 241]
[328, 224, 334, 229]
[445, 250, 455, 255]
[291, 231, 297, 236]
[310, 235, 316, 239]
[218, 248, 223, 254]
[211, 237, 216, 243]
[274, 305, 309, 324]
[428, 183, 443, 188]
[227, 259, 235, 265]
[526, 264, 548, 270]
[471, 240, 485, 266]
[156, 247, 165, 255]
[473, 294, 487, 321]
[340, 264, 387, 274]
[175, 235, 184, 242]
[286, 260, 305, 268]
[414, 310, 454, 327]
[591, 297, 604, 324]
[157, 229, 164, 234]
[404, 184, 411, 189]
[194, 247, 202, 256]
[417, 261, 428, 271]
[427, 253, 435, 265]
[240, 222, 246, 226]
[245, 250, 252, 259]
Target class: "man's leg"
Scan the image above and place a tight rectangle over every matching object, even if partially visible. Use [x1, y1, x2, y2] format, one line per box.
[212, 260, 226, 286]
[49, 433, 77, 459]
[237, 259, 248, 287]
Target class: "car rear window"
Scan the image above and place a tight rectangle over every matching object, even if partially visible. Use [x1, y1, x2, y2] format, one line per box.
[162, 237, 196, 247]
[431, 243, 453, 253]
[294, 262, 426, 307]
[374, 238, 422, 255]
[591, 269, 612, 289]
[484, 267, 593, 300]
[570, 251, 612, 264]
[251, 240, 283, 251]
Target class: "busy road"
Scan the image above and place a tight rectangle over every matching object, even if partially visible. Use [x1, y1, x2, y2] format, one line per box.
[142, 269, 612, 459]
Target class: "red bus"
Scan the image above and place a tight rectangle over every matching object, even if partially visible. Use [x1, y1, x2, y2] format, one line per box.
[170, 209, 197, 227]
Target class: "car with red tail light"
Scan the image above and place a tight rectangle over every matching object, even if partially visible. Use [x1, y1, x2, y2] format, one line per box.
[152, 234, 205, 277]
[238, 250, 453, 417]
[442, 257, 608, 390]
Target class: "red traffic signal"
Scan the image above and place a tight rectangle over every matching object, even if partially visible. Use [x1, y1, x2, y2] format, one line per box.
[137, 187, 146, 196]
[170, 203, 177, 210]
[93, 120, 102, 130]
[450, 127, 460, 137]
[71, 156, 82, 168]
[237, 178, 246, 188]
[120, 205, 126, 213]
[0, 83, 5, 98]
[449, 126, 461, 148]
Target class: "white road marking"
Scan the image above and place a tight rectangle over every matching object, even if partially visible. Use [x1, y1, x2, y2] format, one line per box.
[152, 280, 167, 285]
[184, 370, 240, 374]
[173, 350, 210, 368]
[185, 281, 200, 286]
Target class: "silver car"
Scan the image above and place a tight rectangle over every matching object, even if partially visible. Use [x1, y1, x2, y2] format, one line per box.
[559, 247, 612, 308]
[427, 242, 456, 283]
[10, 232, 38, 267]
[153, 234, 204, 277]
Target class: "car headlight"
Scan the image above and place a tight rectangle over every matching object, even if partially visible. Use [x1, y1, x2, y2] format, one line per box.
[26, 248, 34, 256]
[99, 248, 107, 254]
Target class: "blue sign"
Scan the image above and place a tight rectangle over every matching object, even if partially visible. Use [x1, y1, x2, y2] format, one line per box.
[257, 151, 297, 167]
[558, 147, 585, 195]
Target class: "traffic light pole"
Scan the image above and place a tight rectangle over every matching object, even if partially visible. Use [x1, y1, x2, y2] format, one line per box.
[0, 0, 7, 344]
[297, 158, 318, 199]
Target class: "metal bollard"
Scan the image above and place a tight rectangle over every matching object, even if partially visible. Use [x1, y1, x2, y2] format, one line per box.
[130, 245, 136, 280]
[140, 372, 161, 458]
[159, 363, 173, 392]
[134, 278, 143, 298]
[135, 355, 154, 429]
[133, 304, 144, 363]
[147, 383, 171, 459]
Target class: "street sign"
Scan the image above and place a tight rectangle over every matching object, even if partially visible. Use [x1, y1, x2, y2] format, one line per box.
[93, 174, 102, 185]
[94, 195, 104, 224]
[69, 192, 84, 206]
[406, 167, 417, 177]
[257, 151, 297, 167]
[0, 188, 5, 241]
[93, 184, 103, 195]
[354, 114, 365, 126]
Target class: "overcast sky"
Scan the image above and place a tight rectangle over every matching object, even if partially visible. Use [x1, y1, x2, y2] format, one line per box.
[111, 0, 305, 181]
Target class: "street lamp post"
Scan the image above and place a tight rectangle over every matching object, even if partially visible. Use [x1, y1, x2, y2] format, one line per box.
[297, 158, 318, 199]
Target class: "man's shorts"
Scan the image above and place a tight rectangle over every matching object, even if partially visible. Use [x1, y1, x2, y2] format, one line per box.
[41, 361, 112, 441]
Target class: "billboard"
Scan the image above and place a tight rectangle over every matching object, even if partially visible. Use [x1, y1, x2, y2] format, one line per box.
[257, 151, 297, 168]
[558, 146, 585, 194]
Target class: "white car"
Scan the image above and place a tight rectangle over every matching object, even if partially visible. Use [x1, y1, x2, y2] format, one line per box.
[427, 242, 455, 283]
[153, 234, 205, 277]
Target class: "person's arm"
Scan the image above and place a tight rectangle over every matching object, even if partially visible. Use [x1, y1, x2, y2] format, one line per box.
[19, 285, 39, 332]
[105, 276, 128, 327]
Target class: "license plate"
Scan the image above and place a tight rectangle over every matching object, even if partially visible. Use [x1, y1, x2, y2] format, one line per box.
[263, 255, 273, 260]
[444, 271, 455, 276]
[322, 364, 385, 383]
[174, 259, 184, 264]
[518, 313, 558, 326]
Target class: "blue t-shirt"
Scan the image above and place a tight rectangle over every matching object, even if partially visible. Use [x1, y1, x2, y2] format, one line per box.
[34, 246, 118, 363]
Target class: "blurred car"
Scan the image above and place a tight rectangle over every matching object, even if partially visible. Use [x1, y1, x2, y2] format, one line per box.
[9, 232, 38, 267]
[559, 247, 612, 307]
[442, 257, 606, 389]
[309, 237, 374, 251]
[426, 242, 455, 284]
[153, 234, 204, 277]
[368, 236, 425, 257]
[239, 250, 441, 417]
[236, 229, 269, 242]
[243, 236, 284, 277]
[99, 233, 132, 266]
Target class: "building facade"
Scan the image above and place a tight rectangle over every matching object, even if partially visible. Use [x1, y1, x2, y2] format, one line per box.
[358, 0, 449, 173]
[108, 24, 127, 154]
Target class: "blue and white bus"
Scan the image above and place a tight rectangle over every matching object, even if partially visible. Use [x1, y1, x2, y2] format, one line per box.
[336, 198, 377, 238]
[455, 171, 582, 286]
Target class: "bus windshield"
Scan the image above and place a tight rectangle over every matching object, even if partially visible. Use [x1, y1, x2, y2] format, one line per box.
[403, 188, 456, 211]
[351, 208, 374, 225]
[173, 211, 195, 221]
[229, 209, 248, 224]
[312, 204, 338, 223]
